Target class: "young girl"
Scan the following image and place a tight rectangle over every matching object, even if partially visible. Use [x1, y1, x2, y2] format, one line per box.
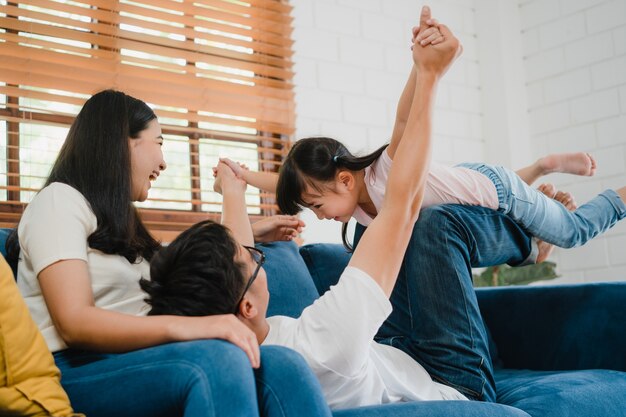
[218, 12, 622, 261]
[7, 90, 329, 417]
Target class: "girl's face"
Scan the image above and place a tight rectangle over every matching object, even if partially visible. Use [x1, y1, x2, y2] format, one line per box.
[129, 119, 167, 202]
[301, 175, 358, 223]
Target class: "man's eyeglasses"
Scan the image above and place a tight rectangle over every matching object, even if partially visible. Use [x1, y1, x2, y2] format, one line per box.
[233, 246, 266, 314]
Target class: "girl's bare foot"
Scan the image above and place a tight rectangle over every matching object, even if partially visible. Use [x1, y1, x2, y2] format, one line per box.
[535, 184, 578, 263]
[537, 153, 596, 177]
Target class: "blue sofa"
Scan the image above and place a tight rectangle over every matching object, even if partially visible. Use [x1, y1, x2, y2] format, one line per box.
[262, 240, 626, 417]
[3, 226, 625, 417]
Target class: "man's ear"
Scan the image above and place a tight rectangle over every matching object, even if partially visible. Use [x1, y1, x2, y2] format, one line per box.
[337, 170, 355, 191]
[238, 298, 259, 320]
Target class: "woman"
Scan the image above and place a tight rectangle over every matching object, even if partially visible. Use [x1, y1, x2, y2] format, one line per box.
[9, 90, 330, 417]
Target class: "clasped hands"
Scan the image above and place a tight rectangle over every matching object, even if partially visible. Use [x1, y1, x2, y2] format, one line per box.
[213, 160, 304, 243]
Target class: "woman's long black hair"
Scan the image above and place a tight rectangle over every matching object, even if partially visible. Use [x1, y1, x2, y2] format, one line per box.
[6, 90, 160, 267]
[276, 137, 388, 251]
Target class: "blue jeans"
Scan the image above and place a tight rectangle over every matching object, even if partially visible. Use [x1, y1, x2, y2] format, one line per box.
[54, 340, 332, 417]
[355, 205, 535, 402]
[459, 163, 626, 248]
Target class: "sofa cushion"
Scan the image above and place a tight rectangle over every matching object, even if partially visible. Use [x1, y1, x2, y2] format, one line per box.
[299, 243, 352, 296]
[495, 368, 626, 417]
[259, 241, 320, 318]
[0, 255, 77, 416]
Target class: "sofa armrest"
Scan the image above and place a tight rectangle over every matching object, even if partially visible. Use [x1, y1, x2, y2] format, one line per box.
[477, 282, 626, 372]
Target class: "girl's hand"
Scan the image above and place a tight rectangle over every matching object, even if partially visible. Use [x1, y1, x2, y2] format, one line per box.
[213, 161, 247, 195]
[168, 314, 261, 368]
[252, 215, 305, 243]
[219, 157, 249, 180]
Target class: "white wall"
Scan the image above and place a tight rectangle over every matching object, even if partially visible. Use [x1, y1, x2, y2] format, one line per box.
[519, 0, 626, 283]
[290, 0, 483, 243]
[290, 0, 626, 283]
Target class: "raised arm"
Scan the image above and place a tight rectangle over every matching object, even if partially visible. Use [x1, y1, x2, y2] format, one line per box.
[349, 22, 461, 297]
[218, 157, 279, 193]
[387, 6, 444, 159]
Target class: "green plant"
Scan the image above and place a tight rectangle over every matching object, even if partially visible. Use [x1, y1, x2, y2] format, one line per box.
[473, 262, 558, 287]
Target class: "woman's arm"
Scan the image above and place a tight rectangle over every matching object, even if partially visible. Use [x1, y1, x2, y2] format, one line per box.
[38, 259, 260, 366]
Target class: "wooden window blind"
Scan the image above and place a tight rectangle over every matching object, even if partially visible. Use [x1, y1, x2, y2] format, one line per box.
[0, 0, 294, 241]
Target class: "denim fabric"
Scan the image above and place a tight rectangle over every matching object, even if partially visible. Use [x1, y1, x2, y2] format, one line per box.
[353, 205, 534, 402]
[54, 341, 331, 417]
[495, 369, 626, 417]
[300, 243, 352, 296]
[459, 162, 626, 248]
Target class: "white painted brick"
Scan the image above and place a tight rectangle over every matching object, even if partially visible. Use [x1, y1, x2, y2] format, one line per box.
[586, 0, 626, 34]
[295, 116, 321, 137]
[367, 126, 392, 148]
[300, 209, 342, 244]
[290, 0, 315, 28]
[521, 28, 540, 56]
[559, 237, 608, 269]
[448, 84, 482, 113]
[337, 0, 381, 13]
[538, 13, 586, 50]
[469, 114, 483, 139]
[294, 28, 339, 61]
[459, 35, 478, 62]
[527, 81, 545, 108]
[602, 175, 626, 194]
[524, 48, 565, 82]
[466, 61, 481, 87]
[621, 85, 626, 111]
[519, 0, 560, 29]
[614, 26, 626, 55]
[293, 58, 318, 88]
[451, 137, 484, 162]
[434, 82, 451, 109]
[365, 69, 407, 99]
[537, 124, 597, 153]
[591, 56, 626, 90]
[597, 115, 626, 147]
[434, 109, 471, 137]
[384, 44, 413, 74]
[361, 12, 405, 43]
[428, 3, 467, 35]
[592, 145, 626, 177]
[442, 58, 467, 84]
[582, 264, 626, 283]
[570, 89, 620, 124]
[343, 95, 388, 126]
[564, 32, 614, 70]
[543, 68, 591, 103]
[432, 136, 454, 165]
[560, 0, 609, 15]
[604, 216, 626, 238]
[340, 36, 385, 70]
[314, 2, 361, 35]
[381, 0, 418, 20]
[295, 87, 343, 120]
[529, 102, 571, 135]
[463, 8, 476, 35]
[318, 121, 368, 146]
[318, 62, 365, 93]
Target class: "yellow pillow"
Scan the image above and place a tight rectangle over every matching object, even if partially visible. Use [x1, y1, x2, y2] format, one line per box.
[0, 255, 77, 417]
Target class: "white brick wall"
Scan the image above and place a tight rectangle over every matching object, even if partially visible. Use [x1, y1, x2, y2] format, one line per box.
[520, 0, 626, 283]
[290, 0, 626, 284]
[291, 0, 482, 243]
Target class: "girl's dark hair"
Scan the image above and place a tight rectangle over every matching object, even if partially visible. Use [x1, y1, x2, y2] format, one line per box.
[276, 137, 388, 251]
[6, 89, 160, 267]
[141, 220, 246, 316]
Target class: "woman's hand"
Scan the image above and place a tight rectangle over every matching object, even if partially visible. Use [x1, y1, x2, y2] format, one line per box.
[411, 6, 462, 76]
[168, 314, 261, 368]
[252, 215, 305, 243]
